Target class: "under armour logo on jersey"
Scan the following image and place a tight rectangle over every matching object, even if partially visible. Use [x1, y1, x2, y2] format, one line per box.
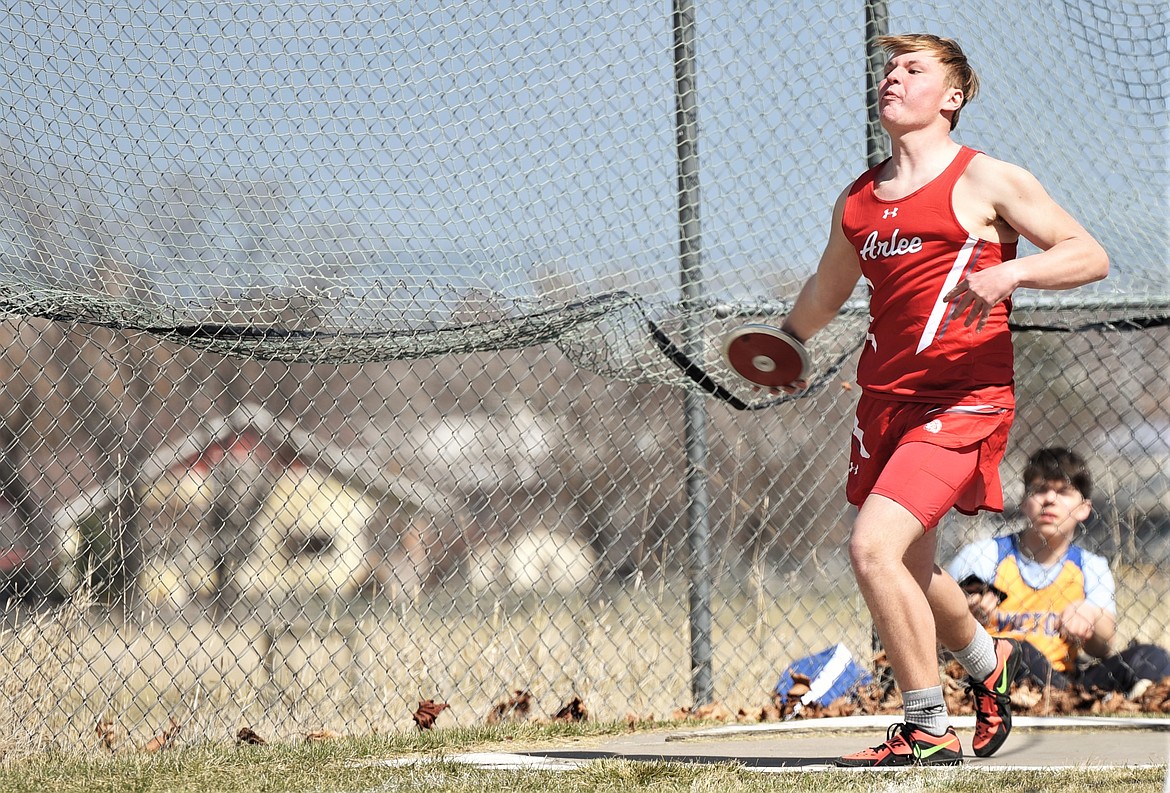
[883, 208, 899, 219]
[924, 419, 943, 433]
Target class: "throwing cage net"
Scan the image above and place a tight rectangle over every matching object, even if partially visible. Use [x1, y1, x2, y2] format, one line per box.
[0, 0, 1167, 749]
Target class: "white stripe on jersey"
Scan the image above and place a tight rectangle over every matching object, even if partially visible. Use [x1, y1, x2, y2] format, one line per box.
[943, 405, 1007, 414]
[916, 235, 978, 354]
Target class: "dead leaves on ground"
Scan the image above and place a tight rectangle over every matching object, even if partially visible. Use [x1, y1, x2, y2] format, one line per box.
[736, 704, 783, 723]
[95, 719, 344, 753]
[1008, 675, 1170, 716]
[672, 701, 735, 722]
[95, 718, 119, 752]
[236, 727, 267, 746]
[766, 658, 1170, 722]
[487, 690, 532, 724]
[661, 655, 1170, 727]
[624, 711, 656, 728]
[1134, 678, 1170, 712]
[486, 690, 593, 725]
[413, 699, 451, 730]
[143, 716, 183, 753]
[305, 728, 344, 742]
[80, 668, 1170, 756]
[551, 695, 589, 723]
[937, 660, 1170, 718]
[233, 726, 345, 746]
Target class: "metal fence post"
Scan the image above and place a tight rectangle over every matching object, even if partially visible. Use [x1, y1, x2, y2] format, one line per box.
[673, 0, 713, 707]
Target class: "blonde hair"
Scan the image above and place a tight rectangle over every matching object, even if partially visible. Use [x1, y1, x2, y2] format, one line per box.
[877, 34, 979, 130]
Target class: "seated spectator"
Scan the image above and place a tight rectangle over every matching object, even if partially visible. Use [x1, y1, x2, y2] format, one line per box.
[947, 447, 1170, 694]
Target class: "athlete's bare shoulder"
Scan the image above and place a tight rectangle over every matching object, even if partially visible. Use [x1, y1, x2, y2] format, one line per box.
[954, 152, 1039, 242]
[961, 152, 1044, 201]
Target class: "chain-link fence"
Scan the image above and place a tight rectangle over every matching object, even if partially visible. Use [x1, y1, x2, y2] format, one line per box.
[1, 0, 1167, 752]
[1, 320, 1168, 749]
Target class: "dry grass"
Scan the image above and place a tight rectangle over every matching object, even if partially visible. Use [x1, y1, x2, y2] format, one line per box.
[0, 724, 1163, 793]
[1114, 563, 1170, 650]
[0, 573, 870, 752]
[0, 592, 92, 754]
[0, 562, 1166, 755]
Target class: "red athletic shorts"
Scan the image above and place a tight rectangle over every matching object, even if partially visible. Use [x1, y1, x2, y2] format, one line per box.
[846, 395, 1014, 529]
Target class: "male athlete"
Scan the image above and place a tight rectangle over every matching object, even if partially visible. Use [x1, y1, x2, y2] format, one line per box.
[778, 34, 1109, 765]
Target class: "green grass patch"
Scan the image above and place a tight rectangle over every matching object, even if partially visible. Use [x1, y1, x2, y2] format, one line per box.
[0, 721, 1163, 793]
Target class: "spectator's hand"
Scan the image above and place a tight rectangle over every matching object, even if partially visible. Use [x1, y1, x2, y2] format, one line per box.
[965, 589, 1000, 627]
[1058, 601, 1101, 646]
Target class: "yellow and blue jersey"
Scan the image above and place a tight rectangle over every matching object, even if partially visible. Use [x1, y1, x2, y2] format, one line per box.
[947, 534, 1115, 673]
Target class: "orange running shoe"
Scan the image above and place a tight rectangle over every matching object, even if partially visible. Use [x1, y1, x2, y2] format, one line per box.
[835, 722, 963, 767]
[970, 637, 1021, 758]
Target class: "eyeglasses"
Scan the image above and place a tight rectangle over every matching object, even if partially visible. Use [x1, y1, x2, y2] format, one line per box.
[1023, 482, 1082, 500]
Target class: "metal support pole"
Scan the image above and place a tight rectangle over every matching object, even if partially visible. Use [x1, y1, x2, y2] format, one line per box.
[864, 0, 892, 690]
[865, 1, 891, 168]
[672, 0, 713, 707]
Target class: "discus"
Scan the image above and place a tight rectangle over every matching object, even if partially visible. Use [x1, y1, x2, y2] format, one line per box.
[722, 324, 810, 390]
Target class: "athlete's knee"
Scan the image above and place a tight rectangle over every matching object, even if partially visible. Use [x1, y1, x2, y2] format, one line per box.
[847, 521, 896, 579]
[848, 500, 925, 581]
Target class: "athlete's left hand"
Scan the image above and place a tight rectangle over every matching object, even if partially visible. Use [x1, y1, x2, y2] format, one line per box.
[944, 263, 1019, 331]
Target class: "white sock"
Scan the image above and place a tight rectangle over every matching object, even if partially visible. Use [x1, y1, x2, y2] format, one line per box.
[953, 623, 998, 682]
[903, 686, 949, 736]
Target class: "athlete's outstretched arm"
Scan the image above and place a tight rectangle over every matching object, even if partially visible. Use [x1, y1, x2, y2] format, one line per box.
[781, 187, 862, 344]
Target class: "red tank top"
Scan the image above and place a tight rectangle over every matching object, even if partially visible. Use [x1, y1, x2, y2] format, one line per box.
[841, 146, 1016, 405]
